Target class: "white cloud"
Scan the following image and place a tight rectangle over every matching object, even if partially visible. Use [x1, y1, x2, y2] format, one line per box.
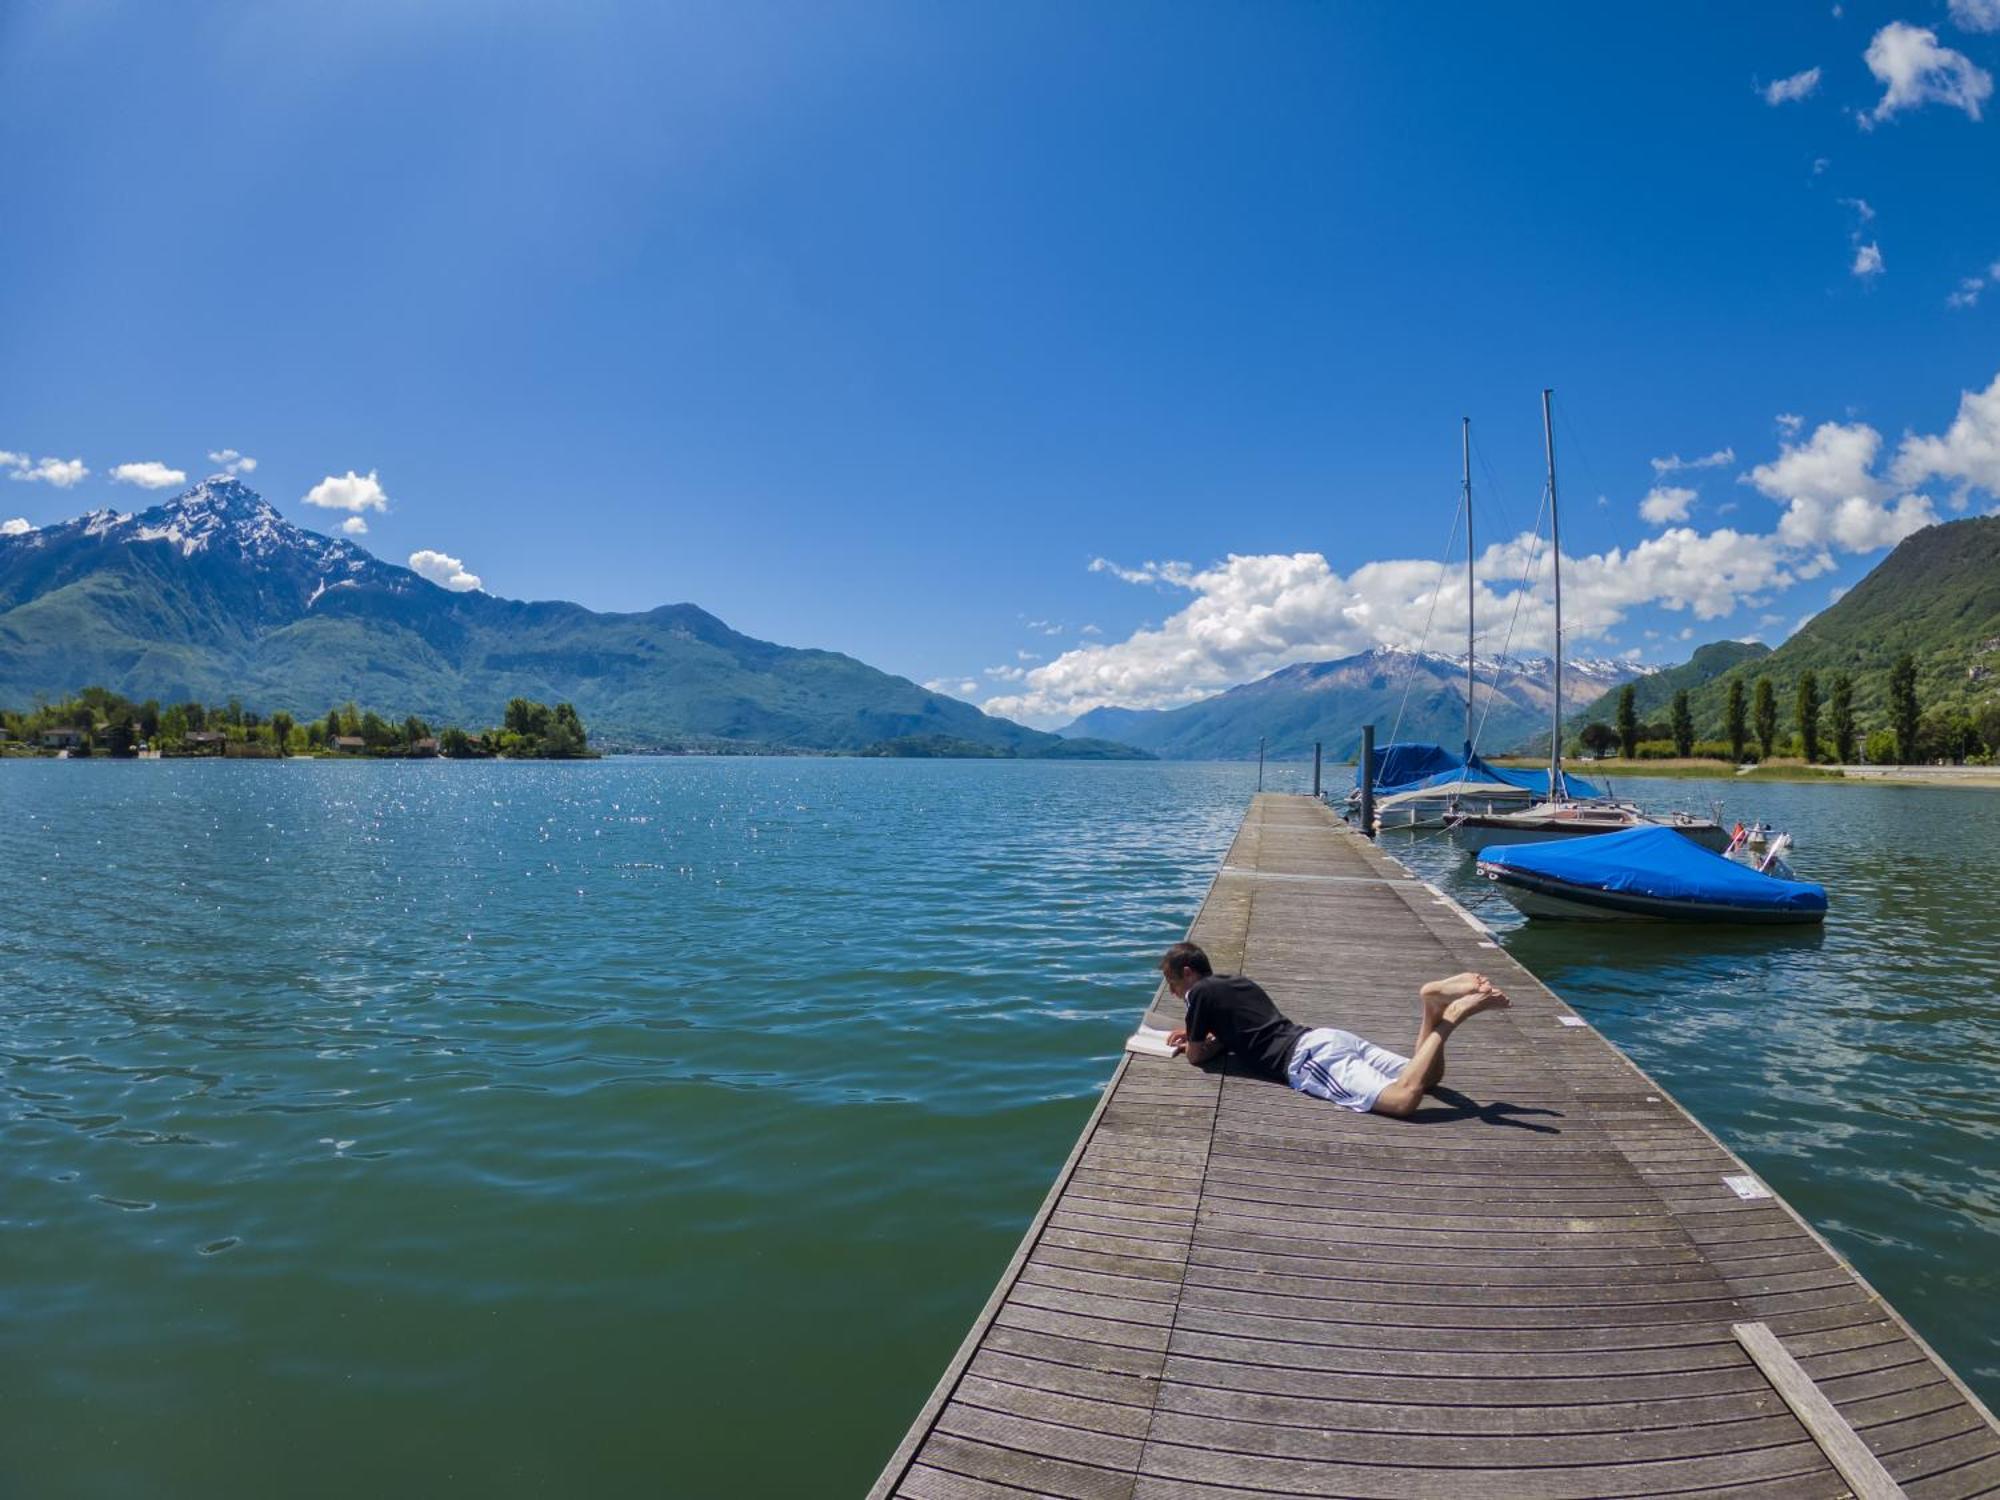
[923, 677, 981, 698]
[1640, 486, 1698, 525]
[110, 460, 187, 490]
[1776, 413, 1804, 438]
[1949, 0, 2000, 32]
[1812, 156, 1831, 174]
[1015, 649, 1041, 662]
[1, 517, 31, 536]
[208, 449, 257, 476]
[303, 469, 390, 513]
[340, 515, 369, 536]
[1087, 555, 1195, 587]
[1745, 420, 1887, 506]
[1764, 67, 1823, 104]
[1852, 242, 1884, 278]
[1839, 196, 1876, 222]
[1743, 419, 1942, 550]
[408, 548, 481, 591]
[1861, 22, 1993, 125]
[987, 528, 1796, 725]
[1945, 260, 2000, 308]
[1893, 369, 2000, 499]
[6, 455, 89, 487]
[1079, 623, 1102, 636]
[1650, 447, 1735, 475]
[1780, 491, 1938, 550]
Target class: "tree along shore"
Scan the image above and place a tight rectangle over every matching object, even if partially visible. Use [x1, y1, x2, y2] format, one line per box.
[1, 689, 595, 760]
[1572, 653, 1999, 772]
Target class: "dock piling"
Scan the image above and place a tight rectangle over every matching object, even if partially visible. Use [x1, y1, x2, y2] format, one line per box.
[1358, 722, 1376, 836]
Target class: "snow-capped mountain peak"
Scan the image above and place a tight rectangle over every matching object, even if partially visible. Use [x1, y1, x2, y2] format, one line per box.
[124, 477, 290, 558]
[0, 479, 412, 613]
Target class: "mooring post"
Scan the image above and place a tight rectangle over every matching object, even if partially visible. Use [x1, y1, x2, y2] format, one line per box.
[1359, 724, 1376, 838]
[1257, 736, 1265, 792]
[1312, 741, 1322, 798]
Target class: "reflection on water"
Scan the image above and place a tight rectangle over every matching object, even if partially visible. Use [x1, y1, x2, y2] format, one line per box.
[1386, 774, 2000, 1391]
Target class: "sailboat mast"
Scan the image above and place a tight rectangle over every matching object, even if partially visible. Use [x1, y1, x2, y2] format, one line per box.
[1541, 388, 1565, 801]
[1462, 416, 1474, 763]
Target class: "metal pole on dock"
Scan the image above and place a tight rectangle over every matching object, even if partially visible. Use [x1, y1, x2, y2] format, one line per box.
[1257, 736, 1265, 792]
[1359, 724, 1376, 837]
[1312, 741, 1322, 798]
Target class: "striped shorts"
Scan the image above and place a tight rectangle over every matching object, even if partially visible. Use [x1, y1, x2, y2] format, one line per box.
[1285, 1027, 1411, 1114]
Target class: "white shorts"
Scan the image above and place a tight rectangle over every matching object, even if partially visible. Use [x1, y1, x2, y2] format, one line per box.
[1285, 1027, 1411, 1114]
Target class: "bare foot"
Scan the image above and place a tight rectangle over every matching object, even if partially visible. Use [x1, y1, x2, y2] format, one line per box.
[1420, 972, 1488, 1004]
[1442, 984, 1511, 1025]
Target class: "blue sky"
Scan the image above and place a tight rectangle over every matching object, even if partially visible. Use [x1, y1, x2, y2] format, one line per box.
[4, 1, 1999, 725]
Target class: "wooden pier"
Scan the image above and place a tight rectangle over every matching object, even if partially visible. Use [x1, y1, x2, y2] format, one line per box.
[871, 794, 2000, 1499]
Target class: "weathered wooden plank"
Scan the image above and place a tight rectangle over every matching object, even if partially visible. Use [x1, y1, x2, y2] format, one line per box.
[1734, 1320, 1907, 1499]
[914, 1430, 1135, 1500]
[1143, 1406, 1809, 1468]
[1154, 1376, 1783, 1436]
[1137, 1433, 1834, 1499]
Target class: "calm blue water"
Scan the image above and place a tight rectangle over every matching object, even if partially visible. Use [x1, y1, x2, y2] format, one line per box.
[0, 757, 1266, 1497]
[1, 758, 1993, 1498]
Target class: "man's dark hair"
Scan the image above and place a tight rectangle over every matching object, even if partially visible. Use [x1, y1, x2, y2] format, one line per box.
[1159, 942, 1212, 981]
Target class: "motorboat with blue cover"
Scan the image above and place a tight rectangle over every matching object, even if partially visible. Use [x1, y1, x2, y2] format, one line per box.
[1476, 825, 1828, 924]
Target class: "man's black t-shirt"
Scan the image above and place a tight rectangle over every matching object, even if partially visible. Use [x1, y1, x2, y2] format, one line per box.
[1184, 974, 1308, 1082]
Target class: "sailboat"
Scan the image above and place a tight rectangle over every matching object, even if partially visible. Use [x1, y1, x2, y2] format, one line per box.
[1366, 420, 1577, 831]
[1450, 391, 1728, 856]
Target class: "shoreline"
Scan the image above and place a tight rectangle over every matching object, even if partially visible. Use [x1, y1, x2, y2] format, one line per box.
[1486, 756, 2000, 788]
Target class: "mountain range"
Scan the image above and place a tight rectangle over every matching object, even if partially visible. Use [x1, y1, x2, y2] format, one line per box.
[1060, 649, 1649, 761]
[0, 479, 1143, 757]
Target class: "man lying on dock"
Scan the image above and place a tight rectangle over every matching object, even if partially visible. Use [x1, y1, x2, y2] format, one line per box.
[1159, 941, 1508, 1118]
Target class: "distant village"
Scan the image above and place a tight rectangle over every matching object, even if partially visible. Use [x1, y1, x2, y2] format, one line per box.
[0, 690, 594, 760]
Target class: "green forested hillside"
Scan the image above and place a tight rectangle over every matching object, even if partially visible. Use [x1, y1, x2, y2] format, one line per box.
[1665, 517, 2000, 744]
[1571, 640, 1771, 731]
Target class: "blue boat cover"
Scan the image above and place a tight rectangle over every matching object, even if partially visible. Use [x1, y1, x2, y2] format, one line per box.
[1364, 742, 1462, 790]
[1481, 825, 1827, 915]
[1363, 743, 1600, 799]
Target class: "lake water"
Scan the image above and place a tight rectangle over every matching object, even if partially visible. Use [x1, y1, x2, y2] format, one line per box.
[1, 759, 1994, 1496]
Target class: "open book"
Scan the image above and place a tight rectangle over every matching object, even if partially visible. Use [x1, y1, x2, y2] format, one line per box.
[1124, 1025, 1179, 1059]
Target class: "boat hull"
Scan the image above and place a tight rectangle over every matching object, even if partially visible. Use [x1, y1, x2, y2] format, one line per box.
[1373, 784, 1539, 831]
[1478, 865, 1825, 924]
[1453, 816, 1731, 855]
